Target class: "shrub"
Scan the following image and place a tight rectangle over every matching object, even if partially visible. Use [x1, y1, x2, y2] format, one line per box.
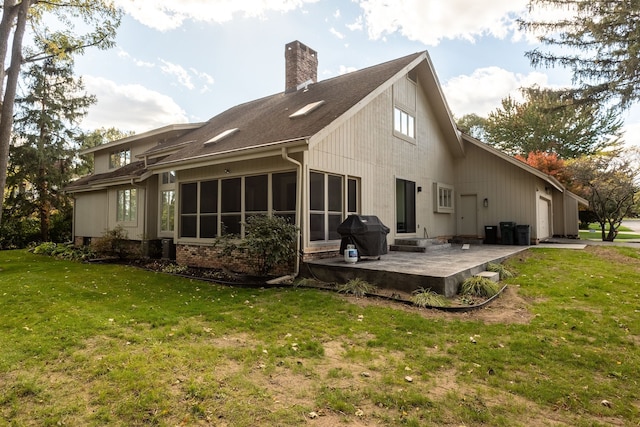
[242, 215, 298, 276]
[91, 225, 130, 258]
[32, 241, 57, 256]
[487, 262, 517, 280]
[460, 276, 500, 298]
[31, 242, 96, 261]
[411, 287, 448, 308]
[337, 278, 376, 297]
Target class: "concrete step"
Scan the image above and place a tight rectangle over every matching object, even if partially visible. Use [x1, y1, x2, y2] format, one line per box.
[389, 244, 426, 253]
[474, 271, 500, 283]
[394, 238, 444, 247]
[390, 238, 452, 253]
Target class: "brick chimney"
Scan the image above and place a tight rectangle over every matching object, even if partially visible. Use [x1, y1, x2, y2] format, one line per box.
[285, 41, 318, 93]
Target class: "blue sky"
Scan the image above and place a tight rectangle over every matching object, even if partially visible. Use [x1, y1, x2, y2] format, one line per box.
[72, 0, 640, 147]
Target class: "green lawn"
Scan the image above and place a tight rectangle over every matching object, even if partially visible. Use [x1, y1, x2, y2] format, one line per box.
[1, 248, 639, 426]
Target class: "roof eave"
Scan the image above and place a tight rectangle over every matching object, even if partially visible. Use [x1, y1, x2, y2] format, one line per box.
[149, 137, 309, 171]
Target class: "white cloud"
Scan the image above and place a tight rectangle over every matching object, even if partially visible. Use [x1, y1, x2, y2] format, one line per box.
[113, 0, 319, 31]
[81, 76, 189, 133]
[159, 59, 194, 90]
[442, 67, 552, 117]
[356, 0, 527, 45]
[330, 27, 345, 39]
[347, 16, 363, 31]
[338, 65, 358, 75]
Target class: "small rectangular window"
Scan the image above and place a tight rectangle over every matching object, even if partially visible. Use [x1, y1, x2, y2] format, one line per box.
[161, 171, 176, 185]
[109, 148, 131, 169]
[434, 183, 454, 213]
[393, 107, 415, 139]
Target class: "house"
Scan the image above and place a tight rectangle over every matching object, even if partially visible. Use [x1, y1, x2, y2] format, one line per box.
[66, 40, 586, 273]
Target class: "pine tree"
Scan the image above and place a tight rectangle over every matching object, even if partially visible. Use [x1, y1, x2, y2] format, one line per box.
[521, 0, 640, 109]
[10, 51, 95, 242]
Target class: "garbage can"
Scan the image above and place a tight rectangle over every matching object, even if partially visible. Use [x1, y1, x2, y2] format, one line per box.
[516, 224, 531, 246]
[337, 215, 390, 259]
[500, 221, 516, 245]
[484, 225, 497, 244]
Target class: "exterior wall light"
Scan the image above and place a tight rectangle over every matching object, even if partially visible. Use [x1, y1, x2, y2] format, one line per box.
[483, 198, 489, 207]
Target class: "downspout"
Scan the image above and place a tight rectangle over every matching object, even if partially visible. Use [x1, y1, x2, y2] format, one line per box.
[282, 146, 303, 277]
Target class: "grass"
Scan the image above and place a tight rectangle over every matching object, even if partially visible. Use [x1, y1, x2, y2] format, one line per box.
[1, 247, 640, 425]
[580, 223, 640, 240]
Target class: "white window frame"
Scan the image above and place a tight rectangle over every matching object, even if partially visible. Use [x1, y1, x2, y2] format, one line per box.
[434, 182, 454, 214]
[393, 107, 415, 140]
[116, 188, 137, 222]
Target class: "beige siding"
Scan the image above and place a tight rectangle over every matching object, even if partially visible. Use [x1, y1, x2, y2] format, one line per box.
[74, 191, 108, 237]
[93, 140, 158, 174]
[307, 75, 457, 248]
[455, 142, 551, 240]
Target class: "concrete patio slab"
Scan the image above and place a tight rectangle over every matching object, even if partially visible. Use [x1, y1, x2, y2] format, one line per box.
[302, 244, 530, 297]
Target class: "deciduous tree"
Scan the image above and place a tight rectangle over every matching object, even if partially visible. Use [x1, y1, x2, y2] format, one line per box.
[566, 150, 639, 241]
[484, 87, 622, 158]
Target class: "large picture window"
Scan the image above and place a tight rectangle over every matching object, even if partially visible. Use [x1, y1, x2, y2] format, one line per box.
[396, 179, 416, 233]
[116, 188, 137, 222]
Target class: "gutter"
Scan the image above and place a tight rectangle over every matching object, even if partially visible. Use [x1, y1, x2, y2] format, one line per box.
[281, 146, 304, 278]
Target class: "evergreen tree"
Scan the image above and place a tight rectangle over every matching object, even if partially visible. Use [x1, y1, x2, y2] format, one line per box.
[521, 0, 640, 109]
[9, 49, 95, 242]
[0, 1, 120, 226]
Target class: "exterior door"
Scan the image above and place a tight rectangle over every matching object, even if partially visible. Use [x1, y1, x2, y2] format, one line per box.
[537, 197, 551, 240]
[460, 194, 478, 236]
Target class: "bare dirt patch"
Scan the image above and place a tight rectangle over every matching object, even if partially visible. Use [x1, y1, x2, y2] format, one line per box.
[342, 284, 535, 325]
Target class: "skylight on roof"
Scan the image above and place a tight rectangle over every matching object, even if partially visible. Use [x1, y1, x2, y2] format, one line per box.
[289, 100, 325, 118]
[204, 128, 239, 145]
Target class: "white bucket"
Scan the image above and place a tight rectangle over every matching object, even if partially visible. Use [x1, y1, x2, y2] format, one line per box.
[344, 244, 358, 263]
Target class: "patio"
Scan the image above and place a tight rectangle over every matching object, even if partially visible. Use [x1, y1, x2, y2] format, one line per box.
[302, 243, 584, 297]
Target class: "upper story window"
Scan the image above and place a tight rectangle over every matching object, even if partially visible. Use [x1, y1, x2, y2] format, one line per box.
[161, 171, 176, 184]
[109, 148, 131, 169]
[394, 107, 415, 139]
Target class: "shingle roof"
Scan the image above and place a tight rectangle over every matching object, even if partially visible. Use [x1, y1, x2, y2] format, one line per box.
[151, 51, 424, 167]
[66, 160, 149, 191]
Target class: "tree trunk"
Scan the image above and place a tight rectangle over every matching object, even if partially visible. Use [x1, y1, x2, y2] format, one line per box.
[0, 0, 32, 227]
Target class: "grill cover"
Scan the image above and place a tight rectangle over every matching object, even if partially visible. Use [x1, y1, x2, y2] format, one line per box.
[337, 215, 390, 257]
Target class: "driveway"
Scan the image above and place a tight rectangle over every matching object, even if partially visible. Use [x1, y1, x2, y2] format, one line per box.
[622, 219, 640, 234]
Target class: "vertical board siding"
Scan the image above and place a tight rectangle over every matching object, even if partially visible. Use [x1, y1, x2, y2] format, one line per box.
[74, 191, 108, 237]
[454, 142, 548, 239]
[308, 75, 458, 245]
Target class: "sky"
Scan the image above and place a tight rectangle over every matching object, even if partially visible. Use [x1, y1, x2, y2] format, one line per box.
[71, 0, 640, 148]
